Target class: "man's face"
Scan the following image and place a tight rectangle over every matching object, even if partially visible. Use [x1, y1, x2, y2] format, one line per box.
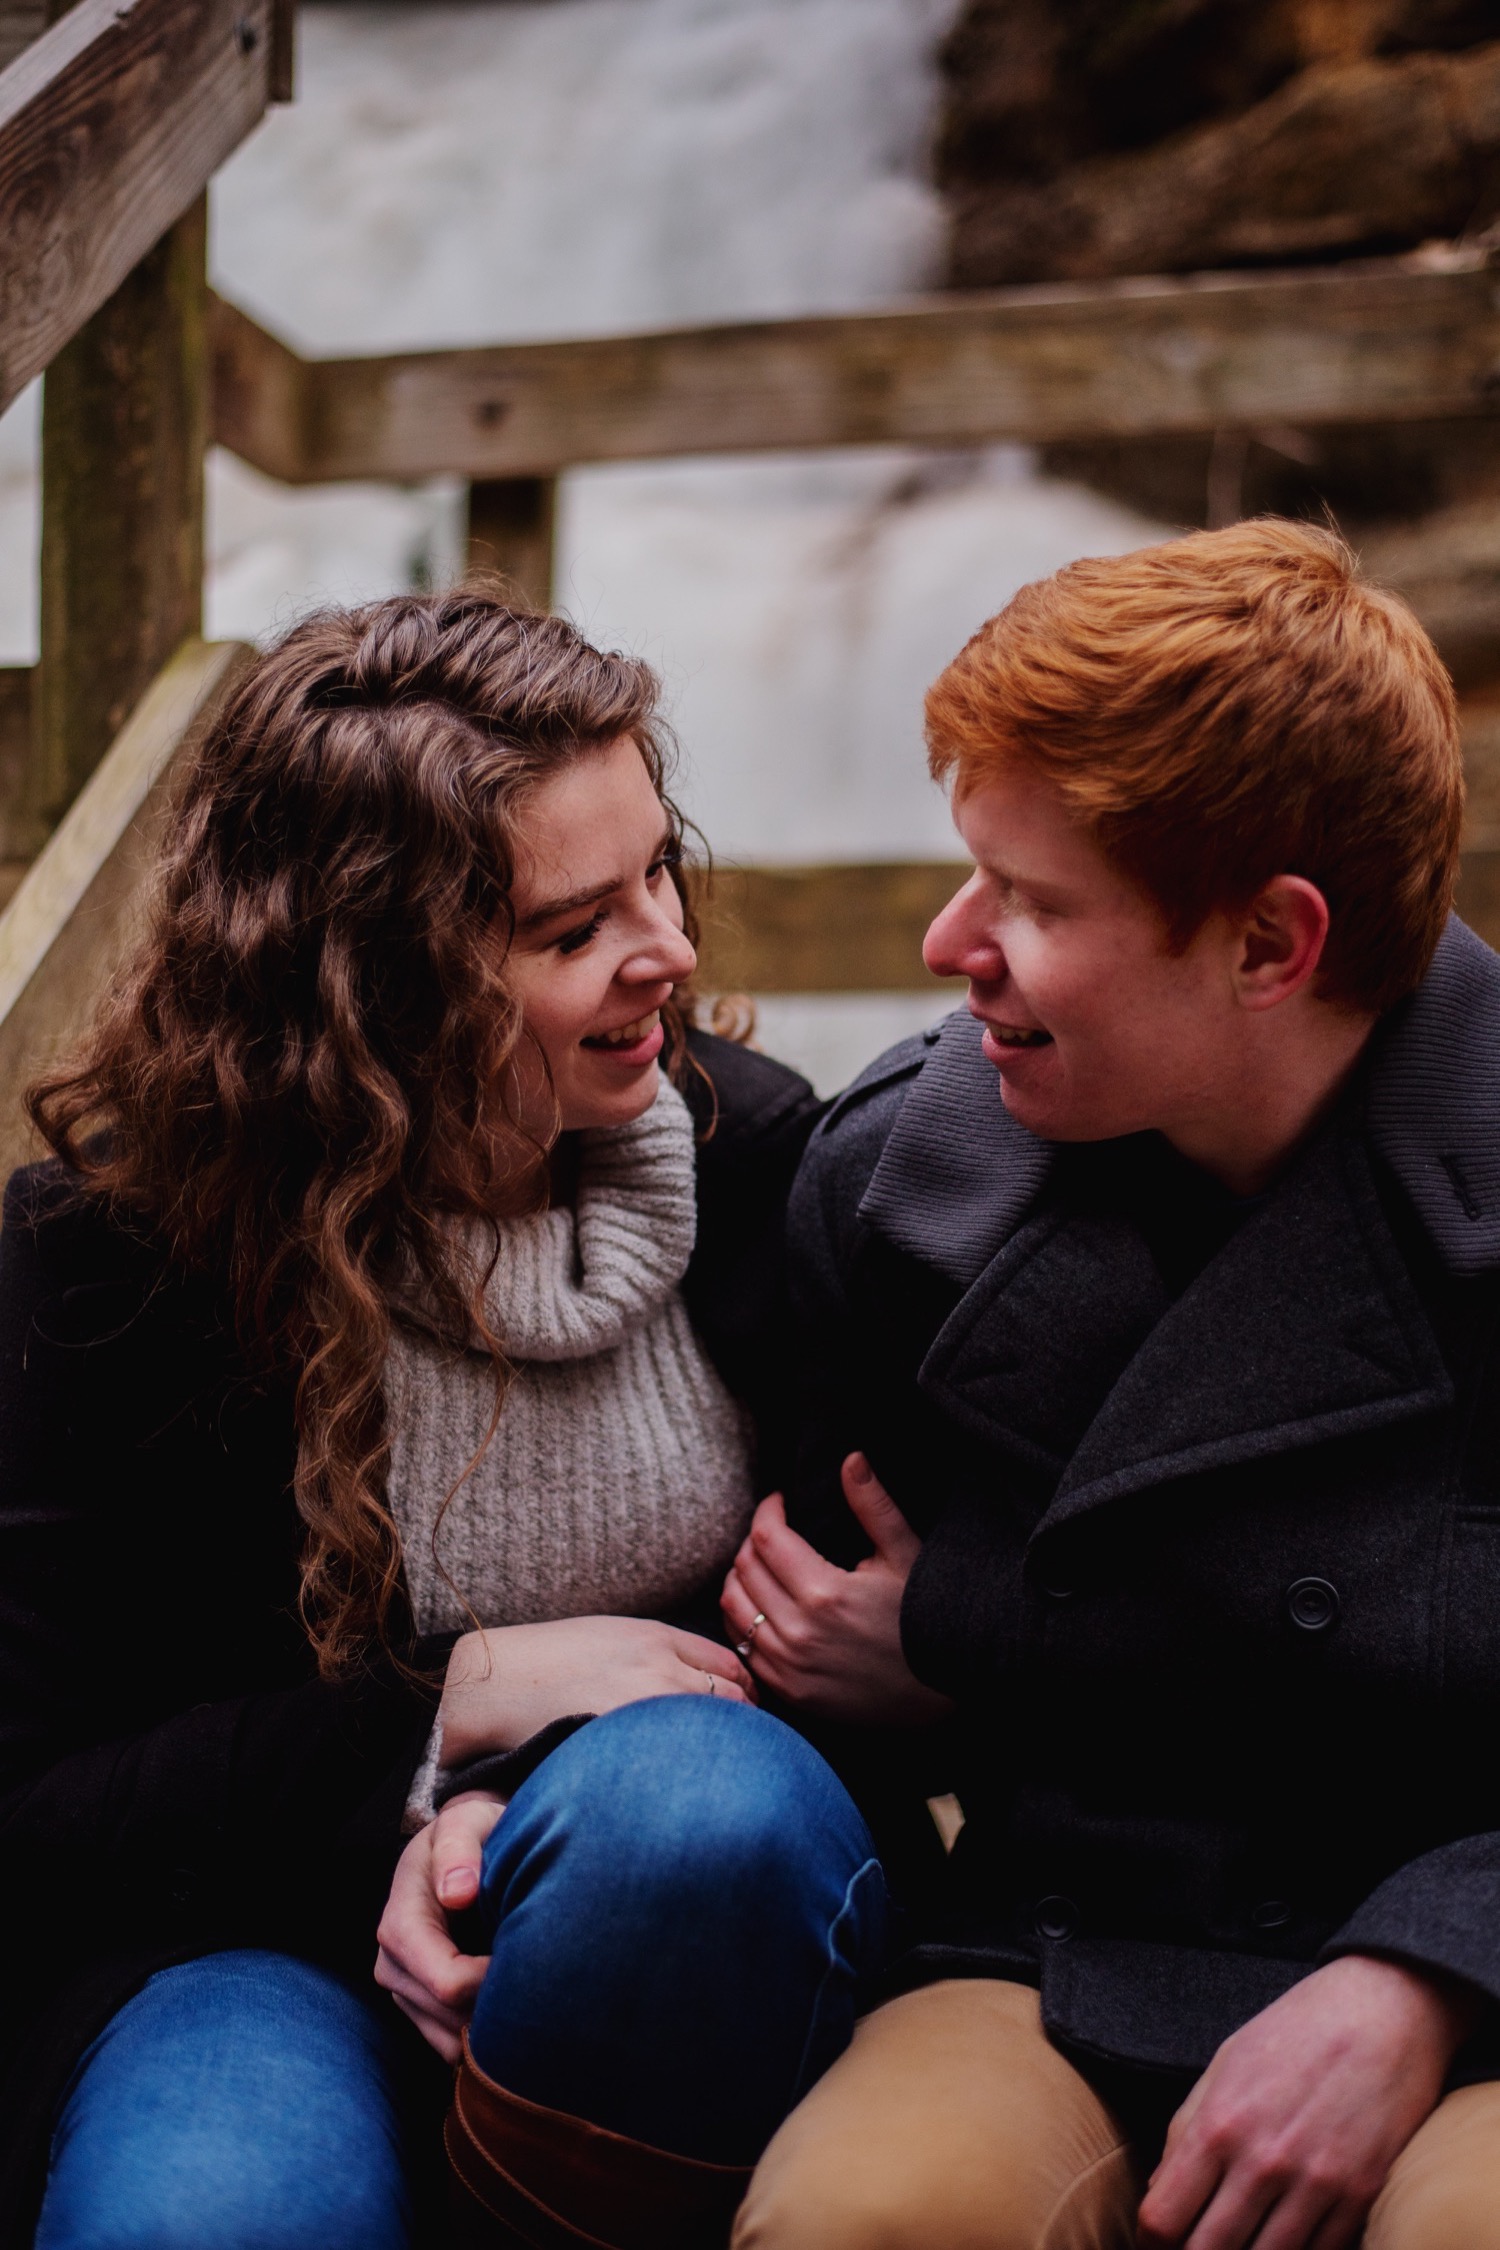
[924, 763, 1247, 1146]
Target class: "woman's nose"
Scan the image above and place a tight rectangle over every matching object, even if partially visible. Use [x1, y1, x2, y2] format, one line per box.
[632, 908, 697, 988]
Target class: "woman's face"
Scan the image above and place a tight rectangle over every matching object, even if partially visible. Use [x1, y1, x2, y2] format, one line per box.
[503, 734, 697, 1137]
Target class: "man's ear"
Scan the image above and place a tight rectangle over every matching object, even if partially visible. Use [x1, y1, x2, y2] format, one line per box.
[1233, 876, 1330, 1011]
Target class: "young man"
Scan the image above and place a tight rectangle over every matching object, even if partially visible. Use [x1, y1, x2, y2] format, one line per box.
[724, 523, 1500, 2249]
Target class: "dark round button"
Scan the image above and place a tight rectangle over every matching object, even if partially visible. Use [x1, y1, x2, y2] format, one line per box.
[1286, 1576, 1340, 1632]
[1250, 1898, 1292, 1931]
[1034, 1894, 1077, 1942]
[1036, 1568, 1076, 1601]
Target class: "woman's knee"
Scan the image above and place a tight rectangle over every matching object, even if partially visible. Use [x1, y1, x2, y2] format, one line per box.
[466, 1698, 888, 2156]
[37, 1951, 409, 2250]
[483, 1694, 878, 1929]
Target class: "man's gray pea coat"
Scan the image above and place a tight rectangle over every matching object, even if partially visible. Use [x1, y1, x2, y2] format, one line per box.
[787, 914, 1500, 2088]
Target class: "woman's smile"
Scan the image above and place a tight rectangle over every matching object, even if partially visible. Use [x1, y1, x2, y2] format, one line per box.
[581, 1008, 666, 1065]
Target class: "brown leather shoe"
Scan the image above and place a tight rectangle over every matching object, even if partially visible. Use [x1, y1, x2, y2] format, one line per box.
[446, 2034, 754, 2250]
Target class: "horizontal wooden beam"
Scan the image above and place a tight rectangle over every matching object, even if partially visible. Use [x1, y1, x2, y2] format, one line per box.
[0, 636, 251, 1176]
[0, 0, 275, 418]
[211, 253, 1500, 487]
[696, 852, 1500, 996]
[692, 861, 969, 995]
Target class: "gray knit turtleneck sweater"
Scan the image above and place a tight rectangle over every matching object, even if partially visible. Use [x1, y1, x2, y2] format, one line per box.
[384, 1073, 754, 1640]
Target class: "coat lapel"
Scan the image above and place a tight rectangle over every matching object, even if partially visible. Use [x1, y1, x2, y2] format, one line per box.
[1367, 915, 1500, 1275]
[858, 1009, 1052, 1288]
[855, 921, 1490, 1525]
[909, 1111, 1452, 1529]
[1035, 1124, 1452, 1531]
[917, 1203, 1171, 1477]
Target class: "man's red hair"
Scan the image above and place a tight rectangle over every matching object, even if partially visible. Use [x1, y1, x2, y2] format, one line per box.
[925, 521, 1463, 1014]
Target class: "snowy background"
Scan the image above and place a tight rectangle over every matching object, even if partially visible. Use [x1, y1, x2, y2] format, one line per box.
[0, 0, 1171, 1090]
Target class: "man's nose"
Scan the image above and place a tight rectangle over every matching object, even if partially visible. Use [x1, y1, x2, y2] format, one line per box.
[924, 875, 996, 983]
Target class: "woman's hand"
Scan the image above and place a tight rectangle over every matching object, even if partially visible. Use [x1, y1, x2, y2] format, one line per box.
[720, 1453, 954, 1726]
[1137, 1954, 1479, 2250]
[439, 1615, 755, 1768]
[375, 1790, 505, 2062]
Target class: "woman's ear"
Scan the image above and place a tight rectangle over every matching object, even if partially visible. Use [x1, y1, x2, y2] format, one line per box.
[1233, 876, 1330, 1012]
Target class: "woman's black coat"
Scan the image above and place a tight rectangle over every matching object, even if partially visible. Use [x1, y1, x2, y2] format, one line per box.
[0, 1030, 821, 2240]
[787, 915, 1500, 2107]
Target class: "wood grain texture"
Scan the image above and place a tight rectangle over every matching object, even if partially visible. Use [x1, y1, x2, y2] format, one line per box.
[0, 664, 33, 898]
[0, 656, 32, 838]
[32, 197, 207, 832]
[0, 4, 48, 71]
[269, 0, 293, 102]
[694, 853, 1500, 994]
[690, 861, 970, 995]
[209, 288, 309, 486]
[211, 253, 1500, 485]
[0, 638, 252, 1177]
[0, 0, 272, 417]
[466, 476, 556, 610]
[1458, 850, 1500, 958]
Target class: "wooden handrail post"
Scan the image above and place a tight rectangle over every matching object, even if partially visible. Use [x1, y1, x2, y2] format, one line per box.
[25, 192, 207, 843]
[467, 475, 556, 611]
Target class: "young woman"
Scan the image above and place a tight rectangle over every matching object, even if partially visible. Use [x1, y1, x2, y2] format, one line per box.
[0, 592, 902, 2250]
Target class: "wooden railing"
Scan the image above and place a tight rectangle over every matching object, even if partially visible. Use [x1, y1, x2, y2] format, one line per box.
[209, 252, 1500, 488]
[2, 2, 1500, 1164]
[207, 246, 1500, 985]
[0, 0, 289, 1155]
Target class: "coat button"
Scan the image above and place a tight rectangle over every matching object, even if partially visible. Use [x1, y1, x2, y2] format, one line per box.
[1250, 1898, 1292, 1931]
[1034, 1894, 1077, 1942]
[1285, 1576, 1340, 1632]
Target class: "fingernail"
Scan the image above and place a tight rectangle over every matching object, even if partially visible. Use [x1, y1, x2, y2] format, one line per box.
[437, 1869, 472, 1905]
[849, 1455, 872, 1483]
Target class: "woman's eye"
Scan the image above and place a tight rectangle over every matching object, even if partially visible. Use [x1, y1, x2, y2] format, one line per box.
[556, 911, 606, 957]
[647, 847, 682, 883]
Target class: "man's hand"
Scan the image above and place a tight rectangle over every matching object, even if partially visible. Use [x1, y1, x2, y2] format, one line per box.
[720, 1453, 954, 1725]
[1137, 1953, 1479, 2250]
[439, 1616, 755, 1768]
[375, 1791, 504, 2062]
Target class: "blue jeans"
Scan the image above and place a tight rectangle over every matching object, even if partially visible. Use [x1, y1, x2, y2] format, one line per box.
[37, 1697, 887, 2245]
[35, 1951, 410, 2250]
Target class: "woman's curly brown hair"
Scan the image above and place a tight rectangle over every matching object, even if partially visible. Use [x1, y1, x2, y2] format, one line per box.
[27, 589, 702, 1679]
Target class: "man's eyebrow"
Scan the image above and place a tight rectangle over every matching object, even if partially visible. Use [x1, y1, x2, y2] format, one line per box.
[516, 829, 676, 933]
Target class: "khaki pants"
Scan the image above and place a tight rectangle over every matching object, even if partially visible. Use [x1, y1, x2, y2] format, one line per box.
[732, 1980, 1500, 2250]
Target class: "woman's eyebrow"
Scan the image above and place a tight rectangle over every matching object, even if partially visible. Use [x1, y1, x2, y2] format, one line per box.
[516, 877, 614, 932]
[517, 830, 676, 932]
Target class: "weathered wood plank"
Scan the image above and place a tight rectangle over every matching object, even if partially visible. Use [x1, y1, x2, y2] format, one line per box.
[30, 196, 207, 832]
[695, 853, 1500, 994]
[269, 0, 294, 103]
[691, 861, 970, 994]
[1458, 850, 1500, 958]
[0, 663, 33, 904]
[0, 0, 273, 418]
[0, 638, 252, 1177]
[209, 287, 309, 487]
[467, 476, 556, 610]
[0, 4, 48, 71]
[211, 254, 1500, 486]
